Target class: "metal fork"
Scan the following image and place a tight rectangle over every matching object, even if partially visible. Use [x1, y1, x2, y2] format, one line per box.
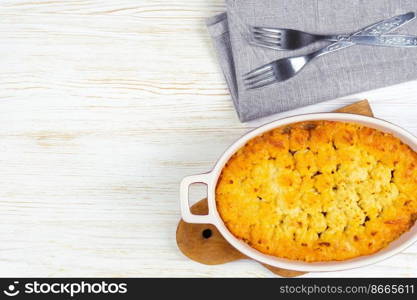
[244, 12, 415, 90]
[251, 27, 417, 50]
[250, 27, 350, 51]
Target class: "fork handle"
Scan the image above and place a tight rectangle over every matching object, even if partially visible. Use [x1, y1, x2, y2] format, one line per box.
[320, 34, 351, 42]
[310, 12, 416, 59]
[308, 42, 350, 60]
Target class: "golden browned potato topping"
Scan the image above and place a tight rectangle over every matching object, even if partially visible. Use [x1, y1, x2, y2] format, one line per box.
[216, 121, 417, 262]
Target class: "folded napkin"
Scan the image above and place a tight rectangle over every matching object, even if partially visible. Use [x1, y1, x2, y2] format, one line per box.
[207, 0, 417, 122]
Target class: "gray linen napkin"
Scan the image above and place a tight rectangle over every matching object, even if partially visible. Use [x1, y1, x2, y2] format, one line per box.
[207, 0, 417, 122]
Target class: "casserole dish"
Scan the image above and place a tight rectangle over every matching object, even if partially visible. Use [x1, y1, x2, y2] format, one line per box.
[180, 113, 417, 272]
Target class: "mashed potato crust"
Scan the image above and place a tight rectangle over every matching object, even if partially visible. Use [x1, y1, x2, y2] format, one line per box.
[215, 121, 417, 262]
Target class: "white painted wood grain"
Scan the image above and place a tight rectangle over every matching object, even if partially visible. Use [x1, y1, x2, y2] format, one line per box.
[0, 0, 416, 277]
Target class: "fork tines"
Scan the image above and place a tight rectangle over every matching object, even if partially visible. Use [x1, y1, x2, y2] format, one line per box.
[251, 26, 283, 36]
[243, 63, 275, 90]
[250, 26, 283, 49]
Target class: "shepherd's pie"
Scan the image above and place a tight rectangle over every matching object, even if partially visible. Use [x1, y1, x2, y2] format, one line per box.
[215, 121, 417, 262]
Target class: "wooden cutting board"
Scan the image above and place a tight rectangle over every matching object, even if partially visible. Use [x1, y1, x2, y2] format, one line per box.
[176, 100, 374, 277]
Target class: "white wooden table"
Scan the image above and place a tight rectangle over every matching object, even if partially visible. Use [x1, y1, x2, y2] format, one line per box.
[0, 0, 416, 277]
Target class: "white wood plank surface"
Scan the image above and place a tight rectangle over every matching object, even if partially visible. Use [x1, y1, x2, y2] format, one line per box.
[0, 0, 416, 277]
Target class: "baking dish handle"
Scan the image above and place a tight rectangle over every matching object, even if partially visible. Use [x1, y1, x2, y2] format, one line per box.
[180, 173, 214, 224]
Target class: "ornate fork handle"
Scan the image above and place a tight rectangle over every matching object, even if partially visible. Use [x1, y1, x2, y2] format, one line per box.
[362, 16, 408, 36]
[311, 12, 415, 58]
[332, 34, 417, 46]
[371, 35, 417, 46]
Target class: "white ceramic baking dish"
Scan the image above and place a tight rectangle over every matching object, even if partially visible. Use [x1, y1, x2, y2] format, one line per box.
[180, 113, 417, 272]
